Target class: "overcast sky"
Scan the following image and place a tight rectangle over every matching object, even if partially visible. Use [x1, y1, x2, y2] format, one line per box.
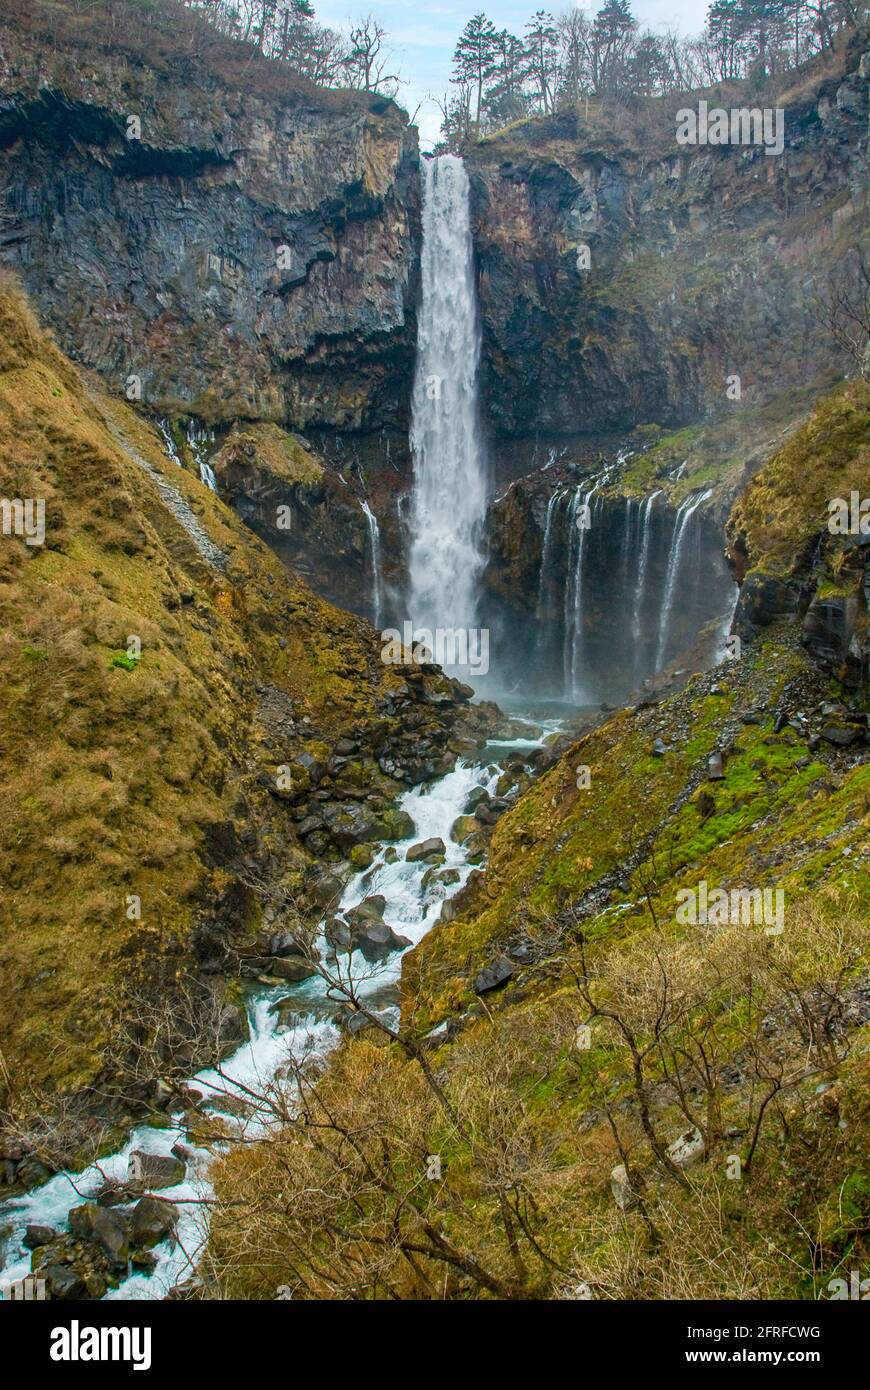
[315, 1, 712, 147]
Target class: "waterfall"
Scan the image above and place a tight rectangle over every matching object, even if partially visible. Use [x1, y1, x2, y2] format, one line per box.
[620, 496, 635, 589]
[563, 473, 608, 702]
[535, 489, 563, 624]
[655, 488, 712, 669]
[632, 489, 662, 659]
[186, 421, 218, 493]
[159, 419, 217, 491]
[361, 500, 384, 631]
[408, 156, 487, 640]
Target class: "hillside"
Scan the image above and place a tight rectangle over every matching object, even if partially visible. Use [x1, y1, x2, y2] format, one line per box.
[209, 381, 870, 1300]
[0, 271, 487, 1168]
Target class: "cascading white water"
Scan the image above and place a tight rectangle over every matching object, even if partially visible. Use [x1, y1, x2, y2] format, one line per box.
[632, 489, 662, 656]
[0, 724, 562, 1301]
[655, 488, 712, 669]
[361, 500, 384, 630]
[564, 471, 611, 702]
[535, 489, 563, 625]
[408, 156, 488, 639]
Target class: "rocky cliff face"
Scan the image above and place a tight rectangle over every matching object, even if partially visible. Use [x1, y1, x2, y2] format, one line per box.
[0, 9, 420, 433]
[466, 43, 869, 444]
[0, 270, 506, 1140]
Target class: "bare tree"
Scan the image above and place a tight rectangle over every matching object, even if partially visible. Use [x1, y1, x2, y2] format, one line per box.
[342, 15, 400, 95]
[819, 247, 870, 379]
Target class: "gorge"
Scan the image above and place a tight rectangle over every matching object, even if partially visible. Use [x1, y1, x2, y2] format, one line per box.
[0, 0, 868, 1313]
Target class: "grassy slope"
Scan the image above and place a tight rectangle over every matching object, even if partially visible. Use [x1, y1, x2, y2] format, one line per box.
[0, 272, 403, 1097]
[211, 381, 870, 1300]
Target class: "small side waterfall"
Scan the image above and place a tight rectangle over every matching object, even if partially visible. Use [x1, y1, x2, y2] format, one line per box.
[632, 489, 662, 658]
[187, 421, 218, 492]
[157, 418, 217, 491]
[525, 477, 726, 704]
[563, 472, 611, 702]
[361, 500, 384, 631]
[655, 488, 713, 669]
[535, 489, 563, 626]
[408, 156, 487, 639]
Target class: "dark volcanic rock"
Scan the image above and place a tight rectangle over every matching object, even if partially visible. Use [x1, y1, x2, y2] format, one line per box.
[473, 956, 515, 995]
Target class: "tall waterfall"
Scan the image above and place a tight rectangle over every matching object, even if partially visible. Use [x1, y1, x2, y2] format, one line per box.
[361, 500, 384, 631]
[656, 488, 713, 669]
[632, 489, 662, 661]
[408, 156, 488, 638]
[563, 471, 610, 702]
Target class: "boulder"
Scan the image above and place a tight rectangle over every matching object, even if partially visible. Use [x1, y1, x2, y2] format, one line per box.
[23, 1223, 55, 1250]
[406, 837, 446, 863]
[820, 724, 862, 747]
[377, 808, 416, 841]
[130, 1196, 179, 1249]
[666, 1127, 706, 1168]
[241, 954, 317, 982]
[422, 866, 461, 890]
[450, 814, 478, 844]
[347, 894, 386, 923]
[43, 1264, 87, 1300]
[353, 920, 412, 963]
[463, 786, 490, 813]
[128, 1150, 186, 1191]
[474, 798, 509, 826]
[610, 1164, 637, 1211]
[68, 1203, 130, 1270]
[322, 801, 381, 850]
[473, 956, 514, 995]
[707, 750, 725, 780]
[324, 914, 353, 954]
[263, 929, 314, 960]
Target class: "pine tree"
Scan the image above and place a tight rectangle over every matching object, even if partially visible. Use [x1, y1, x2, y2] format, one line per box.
[484, 29, 529, 126]
[524, 10, 560, 115]
[452, 13, 500, 130]
[590, 0, 637, 93]
[631, 32, 669, 96]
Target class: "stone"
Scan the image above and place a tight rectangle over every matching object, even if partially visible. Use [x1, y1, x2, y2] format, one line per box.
[353, 920, 412, 963]
[474, 798, 509, 825]
[321, 801, 381, 850]
[377, 808, 416, 841]
[666, 1127, 706, 1168]
[406, 837, 446, 863]
[68, 1203, 130, 1269]
[128, 1150, 186, 1191]
[43, 1264, 87, 1300]
[707, 750, 725, 780]
[422, 866, 461, 890]
[347, 894, 386, 923]
[264, 929, 312, 959]
[241, 954, 317, 982]
[463, 785, 490, 812]
[820, 724, 862, 747]
[325, 914, 353, 953]
[130, 1196, 179, 1249]
[450, 814, 478, 844]
[652, 738, 668, 757]
[610, 1164, 637, 1211]
[473, 956, 514, 995]
[23, 1223, 55, 1250]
